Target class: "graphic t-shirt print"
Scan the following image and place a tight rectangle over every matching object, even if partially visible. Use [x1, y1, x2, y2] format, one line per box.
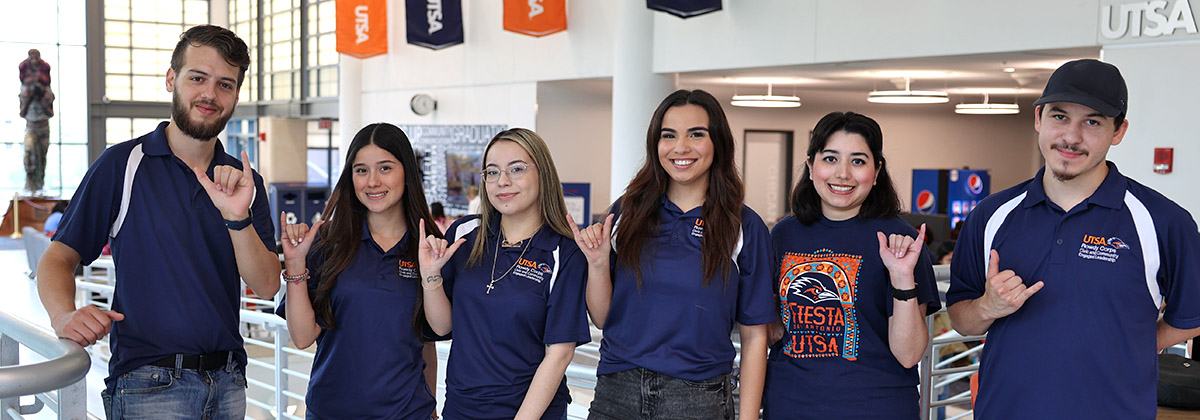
[778, 249, 862, 360]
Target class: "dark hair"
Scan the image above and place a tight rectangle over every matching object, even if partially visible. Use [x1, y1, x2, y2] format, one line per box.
[431, 202, 445, 219]
[613, 89, 743, 288]
[171, 25, 251, 87]
[790, 111, 901, 224]
[52, 201, 68, 213]
[310, 123, 444, 338]
[1036, 104, 1126, 133]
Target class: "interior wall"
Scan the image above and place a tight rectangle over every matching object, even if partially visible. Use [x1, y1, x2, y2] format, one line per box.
[360, 0, 616, 93]
[534, 83, 1042, 214]
[652, 0, 1101, 73]
[712, 88, 1041, 212]
[1103, 42, 1200, 215]
[535, 80, 615, 210]
[360, 82, 538, 129]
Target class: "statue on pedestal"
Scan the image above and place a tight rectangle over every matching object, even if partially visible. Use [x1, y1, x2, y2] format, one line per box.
[19, 49, 54, 194]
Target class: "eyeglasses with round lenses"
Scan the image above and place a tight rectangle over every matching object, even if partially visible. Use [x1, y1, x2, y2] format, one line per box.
[482, 162, 535, 183]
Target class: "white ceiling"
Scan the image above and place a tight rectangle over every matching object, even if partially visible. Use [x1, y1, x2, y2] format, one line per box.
[677, 47, 1101, 98]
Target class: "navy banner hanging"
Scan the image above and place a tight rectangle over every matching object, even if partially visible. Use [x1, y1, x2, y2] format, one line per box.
[646, 0, 722, 18]
[407, 0, 464, 50]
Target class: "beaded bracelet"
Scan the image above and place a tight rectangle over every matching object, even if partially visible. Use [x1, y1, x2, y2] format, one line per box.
[282, 268, 310, 284]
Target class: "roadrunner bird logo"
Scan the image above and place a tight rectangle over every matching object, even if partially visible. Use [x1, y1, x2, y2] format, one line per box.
[788, 276, 839, 304]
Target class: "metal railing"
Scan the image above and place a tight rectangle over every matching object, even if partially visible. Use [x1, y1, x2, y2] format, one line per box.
[0, 312, 92, 420]
[919, 264, 983, 420]
[48, 260, 1197, 420]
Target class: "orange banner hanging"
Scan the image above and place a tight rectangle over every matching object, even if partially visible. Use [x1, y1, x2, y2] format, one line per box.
[504, 0, 567, 37]
[336, 0, 388, 58]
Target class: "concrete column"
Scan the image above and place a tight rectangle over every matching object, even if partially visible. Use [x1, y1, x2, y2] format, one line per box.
[338, 56, 363, 162]
[610, 0, 674, 202]
[210, 0, 229, 27]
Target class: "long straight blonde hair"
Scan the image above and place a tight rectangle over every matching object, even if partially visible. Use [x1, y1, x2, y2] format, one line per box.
[467, 128, 575, 266]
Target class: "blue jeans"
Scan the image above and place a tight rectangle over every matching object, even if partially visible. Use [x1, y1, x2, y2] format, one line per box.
[588, 368, 733, 420]
[101, 361, 247, 420]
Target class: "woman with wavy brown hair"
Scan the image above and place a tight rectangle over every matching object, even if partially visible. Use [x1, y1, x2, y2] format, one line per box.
[276, 123, 444, 419]
[573, 89, 776, 419]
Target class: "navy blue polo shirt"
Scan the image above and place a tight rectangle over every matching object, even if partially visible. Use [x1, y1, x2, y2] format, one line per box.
[763, 215, 940, 420]
[53, 121, 274, 388]
[597, 197, 777, 381]
[440, 215, 591, 420]
[276, 225, 436, 419]
[948, 162, 1200, 420]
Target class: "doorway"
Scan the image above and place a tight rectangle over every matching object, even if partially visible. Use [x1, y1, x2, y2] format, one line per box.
[743, 130, 793, 227]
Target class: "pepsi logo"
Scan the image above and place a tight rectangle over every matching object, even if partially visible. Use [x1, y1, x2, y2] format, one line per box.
[966, 174, 984, 196]
[916, 190, 936, 214]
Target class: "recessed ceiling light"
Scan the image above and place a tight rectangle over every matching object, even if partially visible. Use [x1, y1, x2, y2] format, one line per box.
[1003, 67, 1016, 73]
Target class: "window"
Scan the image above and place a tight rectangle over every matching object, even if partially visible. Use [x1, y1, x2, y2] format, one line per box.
[229, 0, 258, 102]
[0, 0, 87, 197]
[306, 120, 340, 185]
[104, 0, 209, 102]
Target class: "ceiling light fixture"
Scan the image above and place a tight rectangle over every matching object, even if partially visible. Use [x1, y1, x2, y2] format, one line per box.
[731, 83, 801, 108]
[867, 77, 949, 104]
[955, 93, 1019, 115]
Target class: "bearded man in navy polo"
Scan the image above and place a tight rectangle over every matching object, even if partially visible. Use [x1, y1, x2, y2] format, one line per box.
[37, 25, 279, 420]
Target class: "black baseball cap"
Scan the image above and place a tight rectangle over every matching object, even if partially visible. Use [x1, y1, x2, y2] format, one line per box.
[1033, 59, 1128, 118]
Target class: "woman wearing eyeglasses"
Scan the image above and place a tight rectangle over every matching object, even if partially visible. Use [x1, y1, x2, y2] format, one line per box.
[418, 128, 591, 420]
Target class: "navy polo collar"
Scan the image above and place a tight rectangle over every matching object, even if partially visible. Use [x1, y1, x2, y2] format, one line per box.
[1023, 161, 1128, 210]
[485, 214, 557, 252]
[143, 121, 233, 168]
[359, 218, 412, 254]
[659, 195, 702, 217]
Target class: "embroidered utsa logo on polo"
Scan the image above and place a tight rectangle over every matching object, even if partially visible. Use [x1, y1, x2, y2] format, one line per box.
[397, 259, 418, 279]
[691, 219, 704, 238]
[512, 257, 549, 283]
[1078, 234, 1129, 263]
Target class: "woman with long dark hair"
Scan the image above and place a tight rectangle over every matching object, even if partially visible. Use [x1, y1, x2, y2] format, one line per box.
[763, 111, 939, 419]
[573, 89, 775, 419]
[417, 128, 591, 420]
[276, 123, 444, 419]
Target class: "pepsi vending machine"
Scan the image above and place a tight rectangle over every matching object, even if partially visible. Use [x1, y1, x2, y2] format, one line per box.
[911, 169, 989, 228]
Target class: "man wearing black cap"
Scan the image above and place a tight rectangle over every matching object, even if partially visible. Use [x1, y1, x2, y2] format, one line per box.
[946, 59, 1200, 419]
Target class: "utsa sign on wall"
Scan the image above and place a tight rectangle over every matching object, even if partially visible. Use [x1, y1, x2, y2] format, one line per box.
[336, 0, 387, 58]
[504, 0, 567, 37]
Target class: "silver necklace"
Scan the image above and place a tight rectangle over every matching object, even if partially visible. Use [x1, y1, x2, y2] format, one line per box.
[487, 230, 532, 294]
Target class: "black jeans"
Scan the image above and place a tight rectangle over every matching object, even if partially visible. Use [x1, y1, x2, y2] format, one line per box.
[588, 368, 734, 420]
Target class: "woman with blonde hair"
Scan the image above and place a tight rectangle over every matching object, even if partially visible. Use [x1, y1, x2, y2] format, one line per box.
[418, 128, 591, 420]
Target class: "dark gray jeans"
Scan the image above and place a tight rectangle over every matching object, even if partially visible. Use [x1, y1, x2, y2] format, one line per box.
[588, 368, 734, 420]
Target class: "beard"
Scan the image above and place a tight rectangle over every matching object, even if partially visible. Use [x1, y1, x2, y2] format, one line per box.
[172, 91, 232, 140]
[1048, 143, 1089, 182]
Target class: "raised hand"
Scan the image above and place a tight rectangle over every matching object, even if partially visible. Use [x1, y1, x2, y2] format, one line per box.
[416, 219, 466, 280]
[52, 305, 125, 346]
[281, 211, 323, 263]
[567, 213, 613, 269]
[193, 150, 256, 221]
[979, 250, 1043, 320]
[877, 223, 926, 276]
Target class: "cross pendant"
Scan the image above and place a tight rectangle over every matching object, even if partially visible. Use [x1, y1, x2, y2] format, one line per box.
[486, 282, 496, 294]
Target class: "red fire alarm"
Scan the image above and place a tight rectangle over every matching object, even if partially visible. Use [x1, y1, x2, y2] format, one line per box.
[1154, 148, 1173, 174]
